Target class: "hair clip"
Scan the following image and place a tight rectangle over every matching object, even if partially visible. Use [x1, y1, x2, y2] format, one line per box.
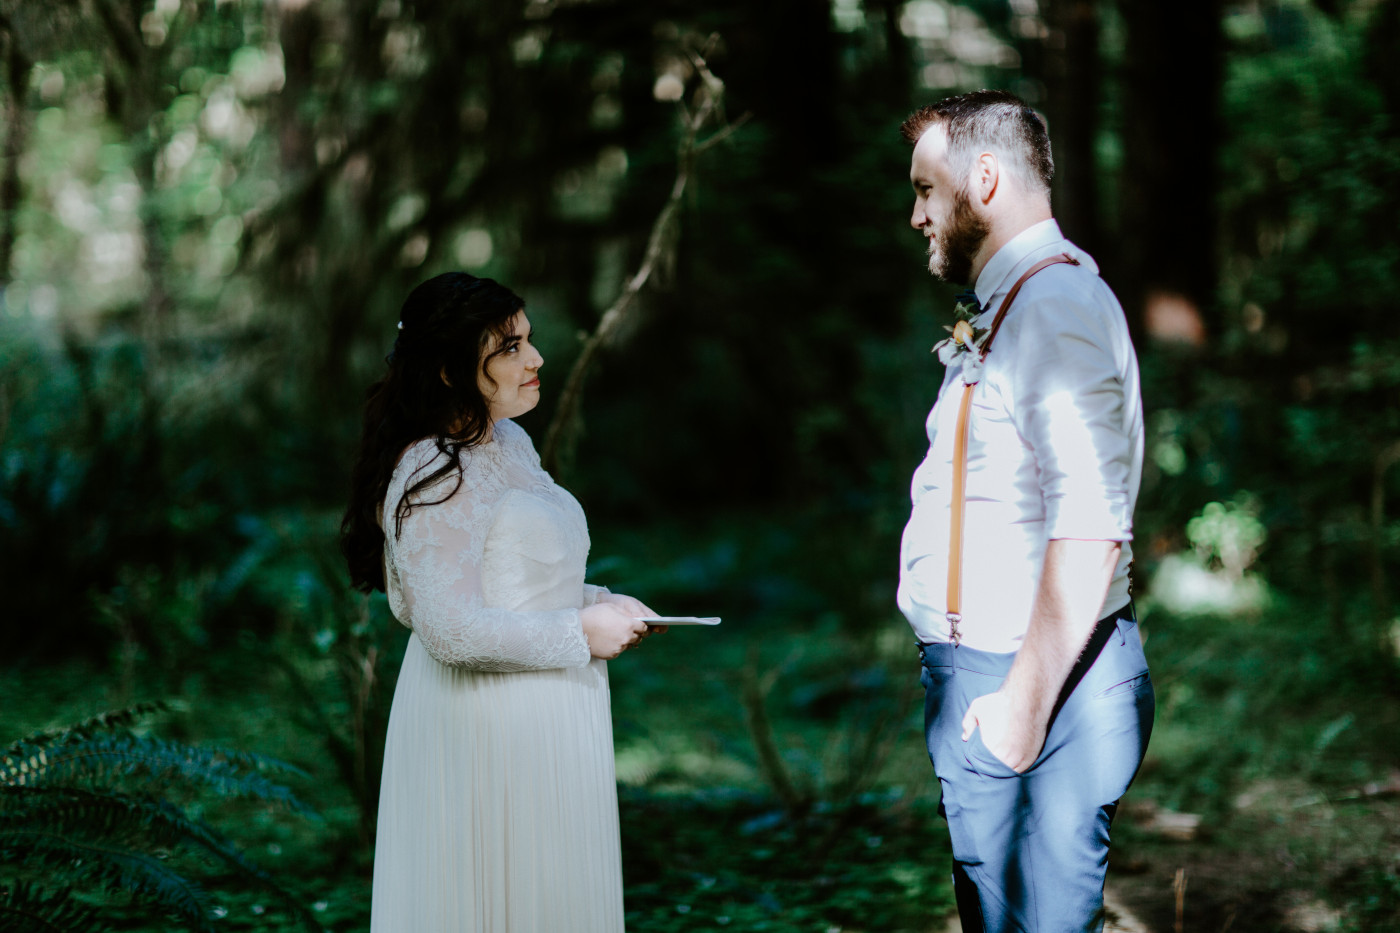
[396, 321, 404, 330]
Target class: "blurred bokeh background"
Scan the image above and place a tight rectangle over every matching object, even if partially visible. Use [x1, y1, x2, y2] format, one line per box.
[1, 0, 1398, 930]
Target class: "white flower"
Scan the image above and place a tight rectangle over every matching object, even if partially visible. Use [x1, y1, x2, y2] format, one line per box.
[961, 353, 985, 385]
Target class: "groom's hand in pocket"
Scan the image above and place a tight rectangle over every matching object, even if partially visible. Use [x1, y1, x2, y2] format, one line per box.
[961, 691, 1044, 773]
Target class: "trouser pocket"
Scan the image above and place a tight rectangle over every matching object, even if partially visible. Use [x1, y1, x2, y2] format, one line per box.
[964, 727, 1022, 778]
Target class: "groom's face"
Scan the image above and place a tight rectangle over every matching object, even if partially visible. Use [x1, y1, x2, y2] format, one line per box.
[909, 125, 988, 285]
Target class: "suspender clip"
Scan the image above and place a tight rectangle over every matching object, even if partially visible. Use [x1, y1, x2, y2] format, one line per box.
[946, 612, 962, 646]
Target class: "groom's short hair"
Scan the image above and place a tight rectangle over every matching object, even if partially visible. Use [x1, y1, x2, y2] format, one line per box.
[900, 90, 1054, 197]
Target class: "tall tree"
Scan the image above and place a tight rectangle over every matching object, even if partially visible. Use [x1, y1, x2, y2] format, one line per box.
[0, 11, 31, 286]
[1115, 0, 1224, 338]
[1042, 0, 1102, 258]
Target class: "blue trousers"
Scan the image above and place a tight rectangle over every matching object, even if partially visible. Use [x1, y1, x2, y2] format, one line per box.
[919, 604, 1154, 933]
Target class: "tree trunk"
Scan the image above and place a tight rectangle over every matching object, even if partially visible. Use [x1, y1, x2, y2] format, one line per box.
[94, 0, 175, 343]
[747, 0, 838, 164]
[870, 0, 913, 100]
[0, 17, 32, 286]
[1043, 0, 1102, 258]
[1115, 0, 1224, 341]
[270, 1, 318, 175]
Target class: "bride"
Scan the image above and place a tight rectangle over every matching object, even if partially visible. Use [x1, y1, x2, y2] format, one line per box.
[340, 272, 660, 932]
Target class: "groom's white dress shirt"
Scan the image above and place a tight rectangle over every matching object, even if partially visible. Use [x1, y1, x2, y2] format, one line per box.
[898, 219, 1144, 652]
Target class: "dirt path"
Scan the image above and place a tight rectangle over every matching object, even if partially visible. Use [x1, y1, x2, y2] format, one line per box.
[1103, 784, 1400, 933]
[934, 886, 1155, 932]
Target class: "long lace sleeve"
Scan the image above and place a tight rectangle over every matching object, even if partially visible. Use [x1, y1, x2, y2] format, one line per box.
[582, 584, 611, 607]
[384, 444, 592, 672]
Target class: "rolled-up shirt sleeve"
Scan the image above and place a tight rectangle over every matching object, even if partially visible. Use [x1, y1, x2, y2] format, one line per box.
[1005, 289, 1135, 542]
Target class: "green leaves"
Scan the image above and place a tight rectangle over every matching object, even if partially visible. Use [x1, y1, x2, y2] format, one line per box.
[0, 704, 321, 933]
[0, 882, 108, 933]
[620, 791, 956, 933]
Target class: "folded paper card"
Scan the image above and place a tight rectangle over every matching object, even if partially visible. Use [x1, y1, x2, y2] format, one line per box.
[637, 616, 721, 626]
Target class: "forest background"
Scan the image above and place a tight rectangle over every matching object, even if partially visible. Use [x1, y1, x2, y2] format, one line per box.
[1, 0, 1398, 931]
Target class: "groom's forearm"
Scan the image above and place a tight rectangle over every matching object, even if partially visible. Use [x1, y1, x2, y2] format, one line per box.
[1001, 538, 1121, 730]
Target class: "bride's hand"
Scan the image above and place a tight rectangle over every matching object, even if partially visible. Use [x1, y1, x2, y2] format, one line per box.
[580, 603, 649, 659]
[601, 592, 667, 635]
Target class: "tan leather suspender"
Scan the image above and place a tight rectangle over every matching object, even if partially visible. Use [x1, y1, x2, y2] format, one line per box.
[944, 253, 1079, 645]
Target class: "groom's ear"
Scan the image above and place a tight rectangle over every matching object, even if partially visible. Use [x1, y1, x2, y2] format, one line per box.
[973, 151, 999, 204]
[440, 366, 453, 388]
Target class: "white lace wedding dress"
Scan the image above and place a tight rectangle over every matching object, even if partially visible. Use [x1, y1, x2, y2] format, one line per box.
[369, 418, 624, 932]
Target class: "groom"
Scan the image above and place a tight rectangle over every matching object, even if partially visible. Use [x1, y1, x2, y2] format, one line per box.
[896, 90, 1153, 932]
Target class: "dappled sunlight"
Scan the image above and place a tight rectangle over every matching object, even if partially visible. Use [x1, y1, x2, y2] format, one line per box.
[1149, 552, 1271, 615]
[898, 0, 1022, 89]
[1, 0, 1397, 929]
[1147, 497, 1271, 615]
[1035, 386, 1128, 523]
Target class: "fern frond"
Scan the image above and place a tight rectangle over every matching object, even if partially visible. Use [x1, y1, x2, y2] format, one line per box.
[1, 787, 322, 930]
[6, 702, 169, 755]
[2, 827, 214, 932]
[1, 706, 325, 933]
[1, 735, 316, 818]
[2, 786, 278, 889]
[0, 882, 109, 933]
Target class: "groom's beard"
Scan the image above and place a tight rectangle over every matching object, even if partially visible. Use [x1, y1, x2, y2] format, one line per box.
[927, 186, 990, 285]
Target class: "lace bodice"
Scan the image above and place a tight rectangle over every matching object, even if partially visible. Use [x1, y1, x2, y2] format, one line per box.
[381, 419, 605, 671]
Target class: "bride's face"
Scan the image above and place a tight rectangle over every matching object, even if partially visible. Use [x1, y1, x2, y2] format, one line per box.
[478, 310, 543, 422]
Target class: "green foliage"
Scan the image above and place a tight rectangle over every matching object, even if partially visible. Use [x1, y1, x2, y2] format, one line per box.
[0, 703, 321, 933]
[1340, 865, 1400, 933]
[260, 545, 403, 847]
[621, 791, 955, 933]
[3, 1, 1400, 929]
[1136, 596, 1398, 817]
[1196, 1, 1400, 602]
[0, 881, 107, 933]
[1186, 495, 1267, 580]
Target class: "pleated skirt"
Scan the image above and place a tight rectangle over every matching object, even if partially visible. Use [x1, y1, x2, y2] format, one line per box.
[370, 635, 625, 933]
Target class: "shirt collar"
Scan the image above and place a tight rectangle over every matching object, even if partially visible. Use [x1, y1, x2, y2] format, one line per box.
[972, 218, 1089, 314]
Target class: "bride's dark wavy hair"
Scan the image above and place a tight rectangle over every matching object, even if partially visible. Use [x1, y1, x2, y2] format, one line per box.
[341, 272, 525, 593]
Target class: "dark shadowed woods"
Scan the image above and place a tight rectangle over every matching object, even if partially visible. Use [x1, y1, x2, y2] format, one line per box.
[1, 1, 1398, 930]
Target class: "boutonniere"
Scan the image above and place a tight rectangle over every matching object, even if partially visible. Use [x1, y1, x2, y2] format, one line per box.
[932, 290, 989, 367]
